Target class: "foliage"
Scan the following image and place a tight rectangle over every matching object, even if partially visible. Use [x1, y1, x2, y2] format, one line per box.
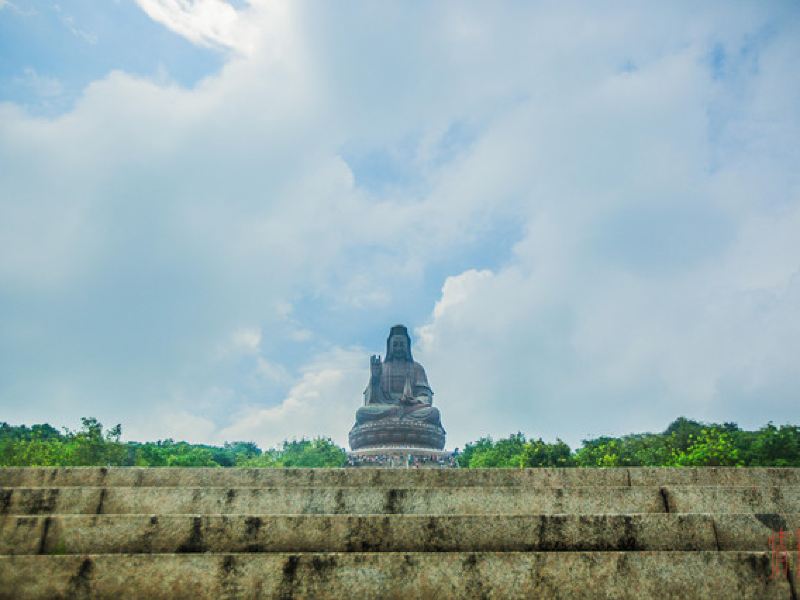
[458, 433, 574, 468]
[239, 438, 347, 468]
[0, 419, 338, 467]
[0, 418, 125, 466]
[1, 416, 799, 468]
[668, 428, 742, 467]
[457, 417, 799, 468]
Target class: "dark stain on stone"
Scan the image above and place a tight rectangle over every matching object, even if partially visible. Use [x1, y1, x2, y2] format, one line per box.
[37, 516, 52, 554]
[461, 554, 488, 600]
[659, 487, 671, 513]
[425, 516, 444, 551]
[788, 568, 798, 600]
[345, 516, 383, 552]
[95, 488, 107, 515]
[138, 515, 159, 553]
[310, 555, 336, 581]
[244, 516, 262, 537]
[135, 470, 144, 487]
[618, 515, 638, 551]
[334, 489, 346, 514]
[66, 557, 94, 599]
[710, 519, 721, 551]
[219, 555, 243, 600]
[755, 513, 788, 532]
[243, 516, 264, 551]
[29, 488, 59, 514]
[177, 516, 206, 553]
[15, 516, 37, 528]
[745, 552, 772, 583]
[537, 515, 569, 551]
[383, 488, 398, 515]
[615, 552, 632, 576]
[384, 489, 403, 514]
[221, 555, 236, 576]
[0, 489, 12, 514]
[99, 467, 108, 480]
[770, 486, 784, 510]
[536, 515, 547, 550]
[278, 554, 300, 600]
[225, 488, 237, 507]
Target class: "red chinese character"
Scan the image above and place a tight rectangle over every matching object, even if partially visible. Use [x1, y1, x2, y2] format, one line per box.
[768, 529, 789, 579]
[796, 528, 800, 577]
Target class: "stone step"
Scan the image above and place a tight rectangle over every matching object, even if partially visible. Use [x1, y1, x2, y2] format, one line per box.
[2, 486, 799, 515]
[0, 552, 793, 599]
[1, 514, 796, 555]
[2, 466, 799, 488]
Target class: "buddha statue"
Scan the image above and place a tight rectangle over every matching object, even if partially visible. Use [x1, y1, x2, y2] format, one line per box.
[349, 325, 446, 450]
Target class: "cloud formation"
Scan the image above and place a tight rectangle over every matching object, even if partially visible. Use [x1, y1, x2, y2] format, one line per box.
[1, 1, 798, 449]
[134, 0, 257, 53]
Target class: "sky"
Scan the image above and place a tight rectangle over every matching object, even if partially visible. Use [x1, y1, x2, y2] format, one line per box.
[1, 1, 799, 450]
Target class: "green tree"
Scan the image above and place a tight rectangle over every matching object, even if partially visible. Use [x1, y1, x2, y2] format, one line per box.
[239, 438, 347, 468]
[669, 428, 742, 466]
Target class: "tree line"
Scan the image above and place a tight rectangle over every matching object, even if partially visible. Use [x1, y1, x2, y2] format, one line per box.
[1, 416, 798, 468]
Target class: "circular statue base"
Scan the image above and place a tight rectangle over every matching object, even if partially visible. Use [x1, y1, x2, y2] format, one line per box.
[349, 418, 445, 451]
[347, 447, 455, 468]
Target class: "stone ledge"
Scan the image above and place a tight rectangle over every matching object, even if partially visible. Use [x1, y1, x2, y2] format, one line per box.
[1, 514, 797, 555]
[2, 467, 798, 488]
[2, 486, 799, 515]
[0, 552, 791, 599]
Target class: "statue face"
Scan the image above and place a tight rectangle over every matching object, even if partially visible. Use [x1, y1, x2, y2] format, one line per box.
[391, 335, 408, 358]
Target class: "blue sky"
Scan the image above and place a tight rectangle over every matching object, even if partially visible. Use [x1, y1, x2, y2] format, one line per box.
[1, 1, 799, 449]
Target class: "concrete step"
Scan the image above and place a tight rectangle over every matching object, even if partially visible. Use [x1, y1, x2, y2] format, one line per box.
[2, 466, 799, 488]
[2, 486, 799, 515]
[1, 513, 796, 555]
[0, 552, 792, 599]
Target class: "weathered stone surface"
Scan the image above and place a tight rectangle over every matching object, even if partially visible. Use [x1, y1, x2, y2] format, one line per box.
[3, 485, 799, 515]
[2, 466, 799, 488]
[0, 552, 790, 600]
[2, 513, 797, 555]
[629, 466, 800, 487]
[2, 467, 798, 598]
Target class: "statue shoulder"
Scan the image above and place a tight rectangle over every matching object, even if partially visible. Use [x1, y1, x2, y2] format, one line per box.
[412, 361, 429, 382]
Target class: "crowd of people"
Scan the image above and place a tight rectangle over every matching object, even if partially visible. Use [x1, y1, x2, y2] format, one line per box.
[347, 452, 459, 468]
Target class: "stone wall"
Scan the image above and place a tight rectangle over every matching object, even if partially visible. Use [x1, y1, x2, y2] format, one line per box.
[1, 467, 798, 598]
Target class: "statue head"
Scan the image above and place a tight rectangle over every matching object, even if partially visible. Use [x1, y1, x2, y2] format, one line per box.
[385, 324, 413, 362]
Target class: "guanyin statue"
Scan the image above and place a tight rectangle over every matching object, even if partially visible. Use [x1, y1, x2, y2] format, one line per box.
[349, 325, 446, 450]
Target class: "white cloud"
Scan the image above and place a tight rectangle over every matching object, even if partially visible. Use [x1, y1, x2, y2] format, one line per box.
[135, 0, 258, 54]
[218, 347, 365, 448]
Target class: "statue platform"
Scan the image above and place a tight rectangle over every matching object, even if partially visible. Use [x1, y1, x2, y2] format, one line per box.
[349, 418, 445, 451]
[347, 446, 454, 468]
